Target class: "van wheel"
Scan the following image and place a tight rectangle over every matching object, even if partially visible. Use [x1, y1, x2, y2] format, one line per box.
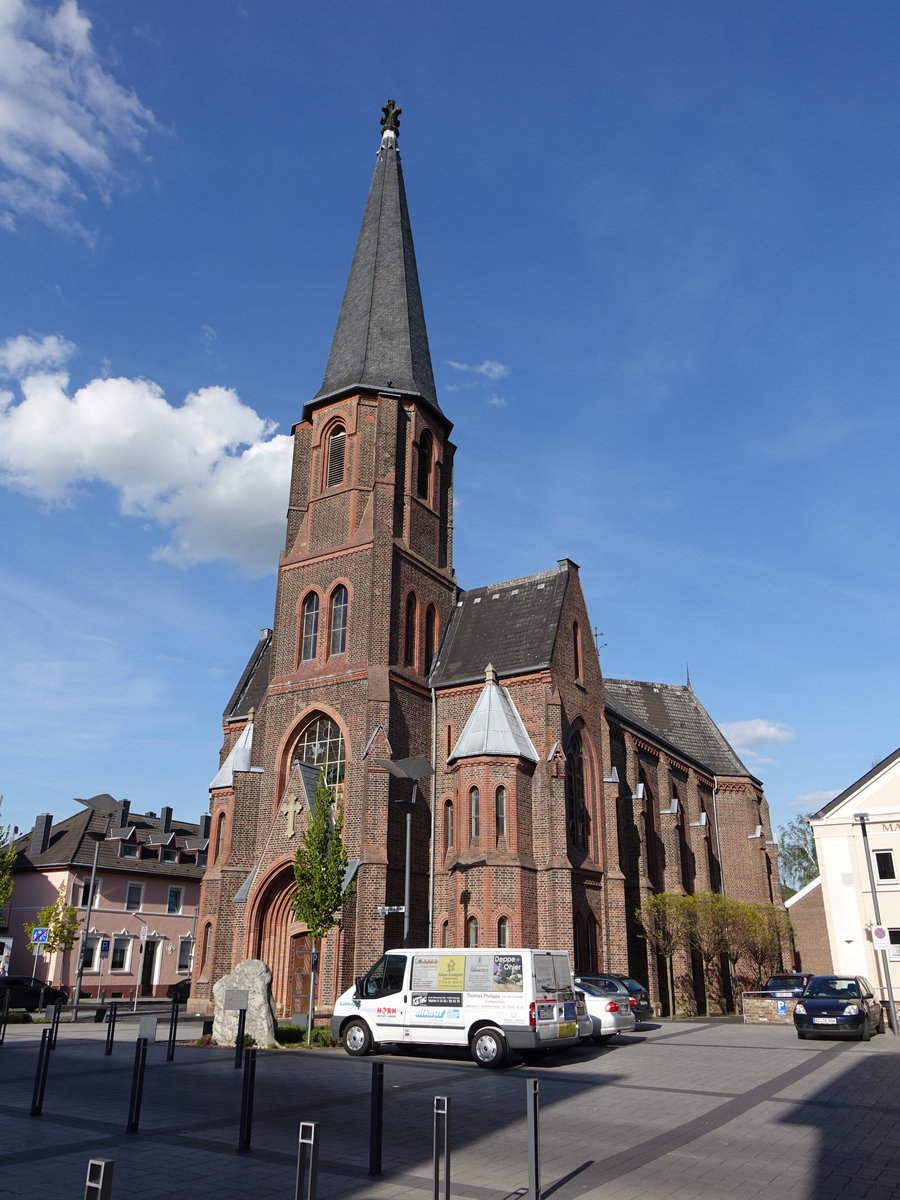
[343, 1018, 373, 1057]
[471, 1026, 507, 1068]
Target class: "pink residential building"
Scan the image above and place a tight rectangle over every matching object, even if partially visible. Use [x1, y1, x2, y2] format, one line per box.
[3, 797, 208, 1000]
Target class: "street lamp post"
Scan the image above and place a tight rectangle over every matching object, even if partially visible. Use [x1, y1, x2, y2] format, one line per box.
[855, 812, 899, 1035]
[72, 799, 117, 1020]
[374, 756, 435, 949]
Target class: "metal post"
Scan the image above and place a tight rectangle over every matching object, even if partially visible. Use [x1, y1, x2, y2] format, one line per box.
[167, 1000, 178, 1062]
[50, 1000, 61, 1048]
[857, 814, 900, 1034]
[432, 1095, 450, 1200]
[30, 1028, 52, 1115]
[237, 1047, 257, 1152]
[369, 1062, 384, 1175]
[0, 987, 11, 1045]
[126, 1037, 148, 1132]
[84, 1158, 114, 1200]
[73, 811, 113, 1020]
[526, 1078, 541, 1200]
[105, 1002, 117, 1056]
[295, 1121, 319, 1200]
[234, 1008, 247, 1068]
[404, 805, 413, 948]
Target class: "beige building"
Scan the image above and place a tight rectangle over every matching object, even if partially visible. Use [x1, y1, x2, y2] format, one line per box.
[811, 746, 900, 1000]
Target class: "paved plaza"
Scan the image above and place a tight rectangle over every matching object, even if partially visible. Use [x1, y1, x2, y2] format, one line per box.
[1, 1014, 899, 1199]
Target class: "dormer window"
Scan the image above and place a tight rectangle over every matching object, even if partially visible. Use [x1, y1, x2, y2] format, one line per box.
[326, 425, 346, 488]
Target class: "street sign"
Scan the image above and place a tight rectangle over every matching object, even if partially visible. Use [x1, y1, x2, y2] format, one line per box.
[376, 905, 405, 915]
[100, 938, 111, 957]
[873, 925, 888, 945]
[30, 927, 49, 945]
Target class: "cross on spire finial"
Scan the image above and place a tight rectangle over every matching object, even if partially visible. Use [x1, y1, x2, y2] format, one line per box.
[381, 98, 401, 138]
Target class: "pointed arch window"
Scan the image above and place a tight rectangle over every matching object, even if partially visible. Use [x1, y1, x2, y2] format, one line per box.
[300, 593, 319, 662]
[466, 916, 478, 948]
[573, 620, 582, 682]
[201, 922, 213, 969]
[404, 592, 417, 668]
[443, 800, 454, 858]
[417, 430, 433, 501]
[497, 916, 510, 948]
[441, 920, 450, 948]
[329, 585, 348, 656]
[495, 786, 507, 841]
[565, 731, 588, 849]
[291, 714, 346, 789]
[326, 425, 346, 488]
[424, 604, 437, 675]
[215, 812, 227, 863]
[470, 787, 480, 842]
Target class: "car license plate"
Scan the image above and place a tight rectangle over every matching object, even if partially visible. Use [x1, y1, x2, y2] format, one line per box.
[813, 1017, 837, 1025]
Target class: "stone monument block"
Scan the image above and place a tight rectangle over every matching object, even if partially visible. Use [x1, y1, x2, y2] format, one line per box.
[212, 959, 277, 1047]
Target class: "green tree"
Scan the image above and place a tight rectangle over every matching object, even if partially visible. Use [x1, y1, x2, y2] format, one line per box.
[290, 773, 356, 1042]
[0, 795, 16, 917]
[636, 892, 690, 1018]
[778, 814, 818, 893]
[741, 904, 789, 990]
[684, 891, 729, 1013]
[25, 884, 81, 988]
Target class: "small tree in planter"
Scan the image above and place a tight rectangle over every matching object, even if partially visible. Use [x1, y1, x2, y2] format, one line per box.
[291, 773, 355, 1044]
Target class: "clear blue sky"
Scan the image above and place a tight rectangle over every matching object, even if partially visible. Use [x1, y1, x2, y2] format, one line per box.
[2, 1, 898, 845]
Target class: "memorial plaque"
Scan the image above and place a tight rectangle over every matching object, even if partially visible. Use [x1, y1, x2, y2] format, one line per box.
[225, 988, 249, 1010]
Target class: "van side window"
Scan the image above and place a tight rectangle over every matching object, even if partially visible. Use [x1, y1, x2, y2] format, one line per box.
[364, 954, 407, 998]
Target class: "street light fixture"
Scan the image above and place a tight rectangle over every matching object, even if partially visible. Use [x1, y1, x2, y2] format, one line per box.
[374, 756, 435, 948]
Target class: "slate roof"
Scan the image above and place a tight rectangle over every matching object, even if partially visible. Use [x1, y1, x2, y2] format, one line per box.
[224, 628, 272, 722]
[449, 678, 539, 763]
[308, 121, 444, 426]
[429, 563, 570, 688]
[603, 679, 757, 782]
[13, 807, 205, 879]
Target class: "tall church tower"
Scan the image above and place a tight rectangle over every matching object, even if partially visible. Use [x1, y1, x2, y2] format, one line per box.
[194, 101, 457, 1016]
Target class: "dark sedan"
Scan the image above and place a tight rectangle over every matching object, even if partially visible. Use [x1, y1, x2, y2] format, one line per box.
[793, 975, 884, 1041]
[0, 975, 69, 1012]
[763, 972, 811, 998]
[575, 973, 653, 1022]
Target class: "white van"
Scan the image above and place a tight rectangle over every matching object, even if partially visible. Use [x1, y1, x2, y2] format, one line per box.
[330, 947, 580, 1067]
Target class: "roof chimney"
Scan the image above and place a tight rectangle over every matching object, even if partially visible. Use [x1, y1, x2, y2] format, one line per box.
[160, 806, 173, 834]
[118, 799, 131, 828]
[31, 814, 52, 857]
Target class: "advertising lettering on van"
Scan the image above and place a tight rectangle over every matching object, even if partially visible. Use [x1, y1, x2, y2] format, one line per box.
[411, 992, 463, 1007]
[492, 954, 523, 991]
[376, 1006, 399, 1017]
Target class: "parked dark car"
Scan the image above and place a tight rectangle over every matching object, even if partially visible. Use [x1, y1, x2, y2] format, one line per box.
[166, 978, 191, 1004]
[0, 975, 69, 1012]
[575, 973, 653, 1022]
[793, 975, 884, 1041]
[763, 973, 811, 998]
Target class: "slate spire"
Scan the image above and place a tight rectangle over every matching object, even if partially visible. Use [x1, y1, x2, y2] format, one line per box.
[308, 100, 445, 423]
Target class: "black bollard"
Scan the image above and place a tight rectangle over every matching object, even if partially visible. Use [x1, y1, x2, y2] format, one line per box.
[369, 1062, 384, 1175]
[0, 988, 10, 1045]
[105, 1002, 117, 1056]
[126, 1037, 148, 1133]
[50, 1000, 61, 1048]
[234, 1007, 247, 1069]
[237, 1047, 257, 1152]
[167, 1000, 179, 1062]
[30, 1028, 52, 1115]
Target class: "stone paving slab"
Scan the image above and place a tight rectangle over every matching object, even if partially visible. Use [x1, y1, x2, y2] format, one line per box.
[1, 1018, 899, 1198]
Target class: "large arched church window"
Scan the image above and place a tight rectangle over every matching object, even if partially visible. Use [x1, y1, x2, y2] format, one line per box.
[291, 714, 346, 789]
[565, 731, 588, 849]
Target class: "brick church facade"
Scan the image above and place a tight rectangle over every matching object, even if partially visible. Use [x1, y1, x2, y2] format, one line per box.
[192, 102, 782, 1019]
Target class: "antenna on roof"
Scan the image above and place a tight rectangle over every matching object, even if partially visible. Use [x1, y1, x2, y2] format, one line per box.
[593, 627, 607, 651]
[686, 663, 692, 690]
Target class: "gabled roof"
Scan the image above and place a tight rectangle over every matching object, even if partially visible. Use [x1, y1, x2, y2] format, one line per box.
[603, 679, 755, 781]
[224, 628, 272, 722]
[448, 671, 538, 764]
[812, 744, 900, 820]
[429, 562, 571, 688]
[307, 110, 445, 427]
[210, 720, 256, 789]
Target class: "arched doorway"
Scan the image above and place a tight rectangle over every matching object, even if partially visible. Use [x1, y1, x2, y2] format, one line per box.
[252, 862, 308, 1019]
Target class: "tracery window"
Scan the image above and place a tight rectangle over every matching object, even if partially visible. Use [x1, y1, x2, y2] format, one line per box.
[291, 715, 346, 789]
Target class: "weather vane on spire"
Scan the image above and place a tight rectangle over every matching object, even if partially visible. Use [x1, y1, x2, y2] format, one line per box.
[381, 98, 401, 137]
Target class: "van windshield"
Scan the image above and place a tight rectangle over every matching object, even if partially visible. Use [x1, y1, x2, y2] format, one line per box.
[362, 954, 407, 999]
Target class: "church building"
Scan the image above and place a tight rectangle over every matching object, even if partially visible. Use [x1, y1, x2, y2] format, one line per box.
[192, 102, 781, 1019]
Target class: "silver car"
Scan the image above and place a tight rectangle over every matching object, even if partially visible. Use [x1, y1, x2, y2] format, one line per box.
[577, 979, 636, 1044]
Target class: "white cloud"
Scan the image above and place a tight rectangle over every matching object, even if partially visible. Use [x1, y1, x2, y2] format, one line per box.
[0, 332, 75, 375]
[487, 394, 507, 408]
[0, 354, 293, 573]
[792, 790, 839, 810]
[719, 718, 795, 753]
[447, 359, 510, 381]
[0, 0, 156, 240]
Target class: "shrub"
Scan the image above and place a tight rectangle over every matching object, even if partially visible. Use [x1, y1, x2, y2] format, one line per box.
[276, 1023, 337, 1048]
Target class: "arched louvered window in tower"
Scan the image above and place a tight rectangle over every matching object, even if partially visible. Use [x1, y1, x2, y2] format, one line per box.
[417, 430, 433, 500]
[326, 426, 346, 488]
